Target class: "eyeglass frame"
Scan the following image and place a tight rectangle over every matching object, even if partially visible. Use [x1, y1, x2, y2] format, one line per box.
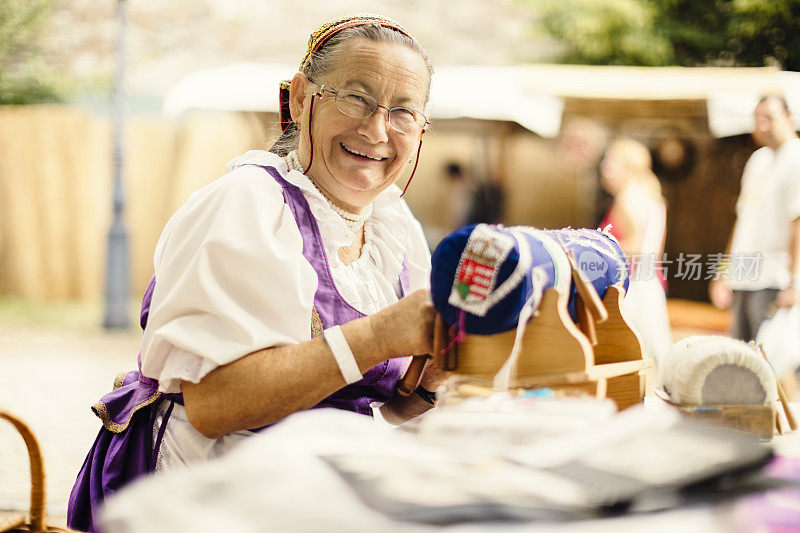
[306, 77, 430, 135]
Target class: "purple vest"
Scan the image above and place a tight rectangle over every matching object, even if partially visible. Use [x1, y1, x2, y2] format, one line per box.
[67, 164, 410, 532]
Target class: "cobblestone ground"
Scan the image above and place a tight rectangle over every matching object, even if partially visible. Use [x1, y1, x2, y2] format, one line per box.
[0, 321, 140, 527]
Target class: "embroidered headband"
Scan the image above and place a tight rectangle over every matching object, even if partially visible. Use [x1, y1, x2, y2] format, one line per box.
[279, 14, 416, 132]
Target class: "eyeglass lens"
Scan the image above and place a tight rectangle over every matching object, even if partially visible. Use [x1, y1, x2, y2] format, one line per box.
[334, 90, 423, 133]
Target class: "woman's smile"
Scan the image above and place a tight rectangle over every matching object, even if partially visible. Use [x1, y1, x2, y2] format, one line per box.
[339, 142, 388, 162]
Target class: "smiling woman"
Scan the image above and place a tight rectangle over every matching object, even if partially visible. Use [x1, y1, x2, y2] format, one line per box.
[288, 38, 429, 210]
[67, 15, 443, 533]
[278, 21, 433, 209]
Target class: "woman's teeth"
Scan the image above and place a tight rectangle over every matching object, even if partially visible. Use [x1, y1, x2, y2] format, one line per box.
[341, 143, 384, 161]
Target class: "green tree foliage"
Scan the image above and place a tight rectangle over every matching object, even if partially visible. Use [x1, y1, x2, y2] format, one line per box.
[730, 0, 800, 70]
[0, 0, 64, 104]
[533, 0, 800, 70]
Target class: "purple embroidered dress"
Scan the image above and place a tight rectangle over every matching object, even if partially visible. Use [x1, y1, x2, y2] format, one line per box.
[67, 160, 417, 532]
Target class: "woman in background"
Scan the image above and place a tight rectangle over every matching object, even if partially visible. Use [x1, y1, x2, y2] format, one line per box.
[600, 138, 673, 364]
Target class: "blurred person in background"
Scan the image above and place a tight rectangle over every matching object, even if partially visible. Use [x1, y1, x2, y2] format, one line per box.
[68, 14, 445, 532]
[710, 96, 800, 338]
[600, 138, 672, 364]
[443, 161, 473, 229]
[467, 172, 504, 225]
[422, 161, 474, 249]
[709, 95, 800, 398]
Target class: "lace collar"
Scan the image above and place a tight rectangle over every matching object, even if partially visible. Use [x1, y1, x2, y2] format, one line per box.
[227, 150, 411, 276]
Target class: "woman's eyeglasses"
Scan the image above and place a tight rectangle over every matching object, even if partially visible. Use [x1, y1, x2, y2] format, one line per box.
[310, 80, 429, 135]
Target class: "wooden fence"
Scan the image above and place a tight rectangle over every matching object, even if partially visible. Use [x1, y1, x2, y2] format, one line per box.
[0, 105, 267, 301]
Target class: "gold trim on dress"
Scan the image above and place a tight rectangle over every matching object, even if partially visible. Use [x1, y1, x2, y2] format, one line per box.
[92, 391, 162, 434]
[113, 372, 127, 390]
[311, 306, 324, 338]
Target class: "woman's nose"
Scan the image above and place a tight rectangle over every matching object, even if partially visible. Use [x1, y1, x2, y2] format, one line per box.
[358, 108, 390, 143]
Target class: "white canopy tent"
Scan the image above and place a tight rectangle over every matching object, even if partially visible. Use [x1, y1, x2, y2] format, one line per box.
[163, 63, 800, 138]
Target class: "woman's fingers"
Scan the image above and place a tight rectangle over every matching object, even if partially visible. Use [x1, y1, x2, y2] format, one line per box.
[371, 289, 436, 357]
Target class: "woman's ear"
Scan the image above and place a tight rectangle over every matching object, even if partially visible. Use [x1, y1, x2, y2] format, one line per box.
[288, 72, 310, 124]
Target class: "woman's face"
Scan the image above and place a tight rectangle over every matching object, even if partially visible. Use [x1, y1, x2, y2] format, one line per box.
[600, 149, 628, 195]
[292, 38, 429, 211]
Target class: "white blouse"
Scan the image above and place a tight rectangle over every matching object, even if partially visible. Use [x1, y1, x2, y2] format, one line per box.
[139, 150, 431, 469]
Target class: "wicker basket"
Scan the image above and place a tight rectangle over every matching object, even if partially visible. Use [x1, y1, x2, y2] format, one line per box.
[0, 410, 76, 533]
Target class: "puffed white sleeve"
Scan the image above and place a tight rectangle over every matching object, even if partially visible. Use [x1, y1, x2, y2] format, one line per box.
[398, 198, 432, 292]
[140, 166, 318, 394]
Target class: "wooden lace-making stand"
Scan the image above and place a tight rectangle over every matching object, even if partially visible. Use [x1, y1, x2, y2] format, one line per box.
[428, 258, 652, 410]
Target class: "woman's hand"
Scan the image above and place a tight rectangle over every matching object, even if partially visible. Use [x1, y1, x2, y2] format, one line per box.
[369, 289, 436, 358]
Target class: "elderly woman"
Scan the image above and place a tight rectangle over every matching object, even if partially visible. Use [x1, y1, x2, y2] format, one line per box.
[68, 15, 443, 532]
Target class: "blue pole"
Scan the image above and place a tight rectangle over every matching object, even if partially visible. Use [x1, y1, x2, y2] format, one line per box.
[103, 0, 129, 329]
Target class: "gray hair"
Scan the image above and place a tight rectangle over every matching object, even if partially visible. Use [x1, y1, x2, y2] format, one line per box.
[270, 24, 434, 156]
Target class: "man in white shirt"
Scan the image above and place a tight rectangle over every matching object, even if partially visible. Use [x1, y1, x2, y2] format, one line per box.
[710, 95, 800, 341]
